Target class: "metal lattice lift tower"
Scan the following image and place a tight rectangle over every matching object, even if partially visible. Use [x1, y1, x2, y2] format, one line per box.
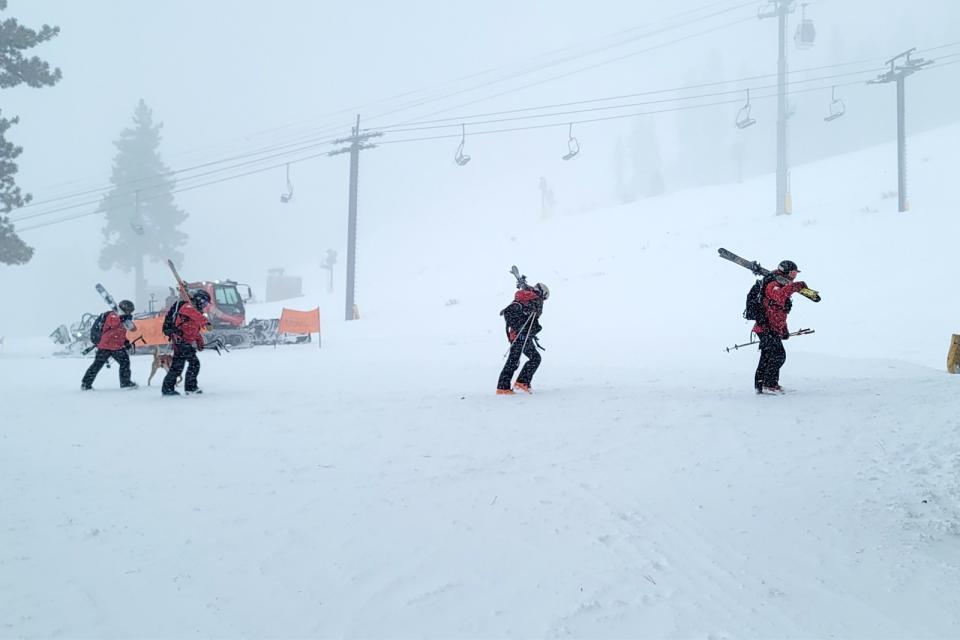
[868, 48, 934, 212]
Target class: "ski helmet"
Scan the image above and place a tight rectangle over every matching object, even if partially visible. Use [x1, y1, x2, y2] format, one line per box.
[533, 282, 550, 300]
[118, 300, 135, 314]
[778, 260, 800, 273]
[192, 290, 211, 309]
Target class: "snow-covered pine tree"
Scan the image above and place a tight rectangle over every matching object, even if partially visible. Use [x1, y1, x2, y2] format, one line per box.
[98, 100, 188, 308]
[0, 0, 61, 265]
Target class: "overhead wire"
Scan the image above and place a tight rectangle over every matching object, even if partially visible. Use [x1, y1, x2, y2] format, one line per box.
[379, 15, 758, 130]
[14, 0, 757, 216]
[372, 61, 891, 133]
[17, 53, 960, 231]
[357, 1, 759, 127]
[18, 56, 960, 232]
[13, 0, 960, 234]
[17, 150, 334, 232]
[376, 58, 960, 146]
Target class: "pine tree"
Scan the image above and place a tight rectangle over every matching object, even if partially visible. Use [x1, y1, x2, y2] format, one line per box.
[612, 119, 665, 205]
[98, 100, 188, 307]
[0, 0, 61, 265]
[627, 118, 665, 199]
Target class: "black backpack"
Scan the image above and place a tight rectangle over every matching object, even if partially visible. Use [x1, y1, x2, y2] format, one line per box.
[162, 301, 185, 338]
[89, 311, 110, 344]
[743, 279, 766, 323]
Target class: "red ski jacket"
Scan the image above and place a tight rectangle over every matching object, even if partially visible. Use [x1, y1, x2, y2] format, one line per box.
[754, 277, 807, 338]
[173, 304, 207, 348]
[97, 312, 129, 350]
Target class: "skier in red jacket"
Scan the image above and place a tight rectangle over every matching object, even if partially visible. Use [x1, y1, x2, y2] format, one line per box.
[161, 290, 210, 396]
[81, 300, 138, 390]
[753, 260, 807, 394]
[497, 282, 549, 394]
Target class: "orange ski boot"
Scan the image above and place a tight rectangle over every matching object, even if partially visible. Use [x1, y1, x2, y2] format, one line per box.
[496, 388, 515, 395]
[513, 382, 532, 394]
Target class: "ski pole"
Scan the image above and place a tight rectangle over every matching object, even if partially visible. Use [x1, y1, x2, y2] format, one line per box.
[725, 328, 815, 353]
[502, 312, 536, 359]
[517, 311, 539, 357]
[205, 337, 229, 355]
[725, 337, 758, 353]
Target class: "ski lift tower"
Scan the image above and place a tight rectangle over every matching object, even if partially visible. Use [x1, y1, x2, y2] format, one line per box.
[328, 116, 381, 321]
[759, 0, 797, 216]
[868, 48, 934, 212]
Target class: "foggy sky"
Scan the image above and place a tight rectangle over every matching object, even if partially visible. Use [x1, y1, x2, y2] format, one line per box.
[1, 0, 958, 337]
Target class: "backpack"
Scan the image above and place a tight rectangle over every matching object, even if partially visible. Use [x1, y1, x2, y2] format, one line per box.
[162, 301, 185, 338]
[89, 311, 110, 344]
[743, 279, 766, 323]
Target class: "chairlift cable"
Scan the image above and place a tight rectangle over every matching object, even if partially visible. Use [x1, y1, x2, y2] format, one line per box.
[18, 60, 960, 234]
[9, 62, 922, 225]
[373, 66, 884, 135]
[371, 57, 886, 132]
[13, 52, 960, 231]
[14, 0, 756, 211]
[17, 150, 333, 233]
[380, 15, 757, 130]
[10, 137, 338, 223]
[375, 72, 934, 146]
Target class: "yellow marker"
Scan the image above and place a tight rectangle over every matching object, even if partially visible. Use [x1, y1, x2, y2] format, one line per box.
[947, 335, 960, 374]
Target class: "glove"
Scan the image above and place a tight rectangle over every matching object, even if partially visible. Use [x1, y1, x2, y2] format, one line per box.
[796, 281, 807, 289]
[751, 261, 763, 275]
[123, 339, 132, 350]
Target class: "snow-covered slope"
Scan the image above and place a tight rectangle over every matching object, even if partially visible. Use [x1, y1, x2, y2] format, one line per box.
[2, 123, 960, 638]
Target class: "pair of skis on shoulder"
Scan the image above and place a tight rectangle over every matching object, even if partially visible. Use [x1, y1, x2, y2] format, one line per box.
[718, 248, 821, 302]
[166, 259, 229, 355]
[82, 283, 141, 355]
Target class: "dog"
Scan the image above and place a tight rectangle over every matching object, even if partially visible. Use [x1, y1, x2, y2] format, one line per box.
[147, 346, 180, 386]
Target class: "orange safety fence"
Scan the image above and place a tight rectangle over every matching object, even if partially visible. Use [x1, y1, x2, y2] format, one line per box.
[127, 315, 168, 347]
[278, 307, 321, 335]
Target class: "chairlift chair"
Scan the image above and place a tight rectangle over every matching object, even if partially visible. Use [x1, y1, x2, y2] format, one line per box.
[794, 4, 815, 50]
[824, 86, 846, 122]
[280, 163, 294, 203]
[454, 124, 471, 166]
[562, 123, 580, 161]
[735, 89, 757, 129]
[562, 124, 581, 160]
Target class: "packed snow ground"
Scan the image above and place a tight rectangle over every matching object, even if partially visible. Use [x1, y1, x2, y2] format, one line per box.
[3, 124, 960, 638]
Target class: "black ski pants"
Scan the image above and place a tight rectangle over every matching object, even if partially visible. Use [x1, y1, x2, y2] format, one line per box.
[82, 348, 132, 388]
[754, 331, 786, 389]
[163, 343, 200, 393]
[498, 334, 541, 390]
